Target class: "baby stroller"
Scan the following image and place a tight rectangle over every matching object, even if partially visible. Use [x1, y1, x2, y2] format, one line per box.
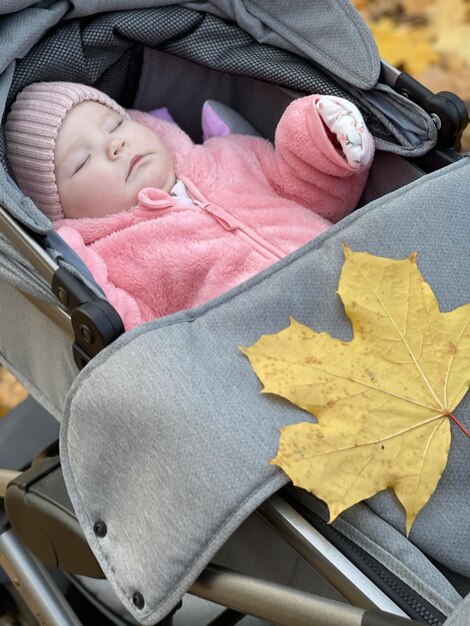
[0, 1, 469, 625]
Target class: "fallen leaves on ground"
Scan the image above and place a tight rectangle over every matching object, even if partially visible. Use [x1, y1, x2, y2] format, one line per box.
[352, 0, 470, 150]
[0, 367, 28, 418]
[426, 0, 470, 68]
[242, 248, 470, 533]
[367, 18, 439, 75]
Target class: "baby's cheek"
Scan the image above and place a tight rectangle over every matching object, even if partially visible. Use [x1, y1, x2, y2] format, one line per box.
[85, 173, 133, 216]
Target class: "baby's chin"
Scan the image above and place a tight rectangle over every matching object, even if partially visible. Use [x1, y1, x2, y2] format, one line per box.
[135, 158, 176, 194]
[144, 171, 176, 194]
[124, 162, 176, 208]
[162, 172, 177, 193]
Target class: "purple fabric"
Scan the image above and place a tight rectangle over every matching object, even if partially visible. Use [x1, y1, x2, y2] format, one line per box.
[202, 101, 230, 140]
[148, 103, 237, 139]
[148, 107, 176, 124]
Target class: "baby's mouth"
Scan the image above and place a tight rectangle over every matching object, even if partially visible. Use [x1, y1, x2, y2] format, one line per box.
[127, 154, 149, 180]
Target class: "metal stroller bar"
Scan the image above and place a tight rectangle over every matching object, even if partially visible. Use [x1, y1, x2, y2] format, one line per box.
[0, 470, 19, 497]
[0, 204, 57, 285]
[0, 204, 75, 335]
[22, 291, 74, 339]
[0, 527, 82, 626]
[0, 203, 82, 341]
[379, 60, 401, 85]
[258, 495, 408, 615]
[0, 524, 418, 626]
[191, 564, 416, 626]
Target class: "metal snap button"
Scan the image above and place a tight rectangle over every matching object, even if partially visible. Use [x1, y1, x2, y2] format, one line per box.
[132, 592, 145, 609]
[93, 520, 107, 538]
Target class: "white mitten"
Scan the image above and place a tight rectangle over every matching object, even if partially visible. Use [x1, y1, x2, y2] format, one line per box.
[316, 95, 374, 169]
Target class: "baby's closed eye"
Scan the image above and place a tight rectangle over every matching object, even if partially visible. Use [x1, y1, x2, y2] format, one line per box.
[73, 154, 90, 175]
[110, 118, 123, 132]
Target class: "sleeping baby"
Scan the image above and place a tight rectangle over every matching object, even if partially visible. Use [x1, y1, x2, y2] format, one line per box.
[5, 82, 374, 330]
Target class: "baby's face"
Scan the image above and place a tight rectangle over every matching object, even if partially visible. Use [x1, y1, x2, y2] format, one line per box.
[54, 101, 176, 219]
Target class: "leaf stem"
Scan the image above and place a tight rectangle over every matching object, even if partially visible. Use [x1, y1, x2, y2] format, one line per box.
[447, 413, 470, 438]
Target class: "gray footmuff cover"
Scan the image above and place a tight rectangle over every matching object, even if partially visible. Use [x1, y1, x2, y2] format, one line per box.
[61, 157, 470, 624]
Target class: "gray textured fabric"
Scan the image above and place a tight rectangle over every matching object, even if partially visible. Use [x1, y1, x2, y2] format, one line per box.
[0, 63, 14, 133]
[354, 82, 438, 155]
[0, 1, 43, 13]
[290, 489, 462, 617]
[0, 2, 435, 183]
[0, 0, 379, 100]
[0, 220, 101, 415]
[63, 0, 381, 88]
[0, 2, 68, 75]
[0, 233, 54, 300]
[0, 282, 77, 420]
[61, 157, 470, 624]
[444, 594, 470, 626]
[0, 170, 50, 233]
[194, 0, 380, 89]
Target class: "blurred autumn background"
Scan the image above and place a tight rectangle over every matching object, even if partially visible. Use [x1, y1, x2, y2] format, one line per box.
[0, 0, 469, 417]
[353, 0, 470, 150]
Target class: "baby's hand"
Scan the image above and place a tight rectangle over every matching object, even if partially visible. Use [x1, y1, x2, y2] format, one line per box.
[316, 96, 374, 169]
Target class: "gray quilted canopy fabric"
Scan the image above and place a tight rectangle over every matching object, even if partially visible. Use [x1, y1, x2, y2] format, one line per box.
[0, 1, 380, 90]
[0, 0, 438, 240]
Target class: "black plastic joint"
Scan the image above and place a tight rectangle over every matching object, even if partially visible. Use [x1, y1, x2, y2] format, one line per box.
[7, 457, 61, 492]
[395, 73, 469, 149]
[71, 301, 125, 369]
[52, 266, 124, 368]
[52, 267, 95, 311]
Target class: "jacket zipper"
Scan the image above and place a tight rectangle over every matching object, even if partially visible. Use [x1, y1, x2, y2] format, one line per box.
[179, 176, 285, 263]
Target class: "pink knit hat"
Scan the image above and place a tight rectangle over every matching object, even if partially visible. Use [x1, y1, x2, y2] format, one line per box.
[5, 82, 126, 221]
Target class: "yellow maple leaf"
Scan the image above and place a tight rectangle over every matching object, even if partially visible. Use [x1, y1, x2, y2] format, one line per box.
[241, 248, 470, 534]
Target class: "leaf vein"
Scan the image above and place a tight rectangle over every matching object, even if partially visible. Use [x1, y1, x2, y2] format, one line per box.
[354, 259, 443, 410]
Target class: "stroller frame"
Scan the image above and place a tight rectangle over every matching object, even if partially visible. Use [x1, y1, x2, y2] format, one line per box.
[0, 473, 416, 625]
[0, 4, 469, 623]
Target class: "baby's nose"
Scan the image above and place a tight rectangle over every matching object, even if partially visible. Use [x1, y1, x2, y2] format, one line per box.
[107, 137, 127, 159]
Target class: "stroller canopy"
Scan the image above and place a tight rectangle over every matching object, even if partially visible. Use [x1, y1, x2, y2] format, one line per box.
[0, 0, 380, 117]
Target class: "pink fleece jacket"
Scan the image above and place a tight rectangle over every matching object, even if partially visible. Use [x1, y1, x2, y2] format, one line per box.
[56, 96, 374, 330]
